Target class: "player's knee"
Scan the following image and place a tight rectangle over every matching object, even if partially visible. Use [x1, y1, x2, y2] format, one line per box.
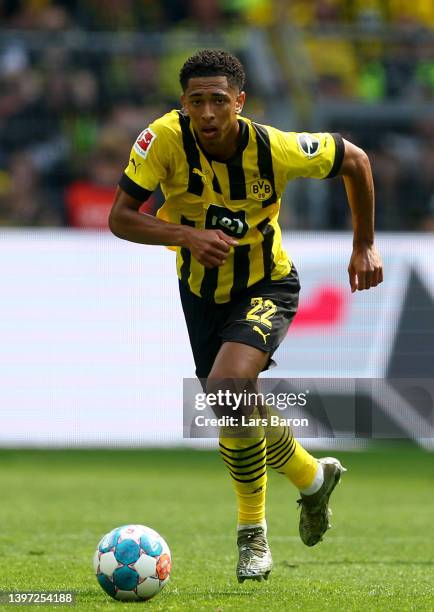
[205, 375, 258, 420]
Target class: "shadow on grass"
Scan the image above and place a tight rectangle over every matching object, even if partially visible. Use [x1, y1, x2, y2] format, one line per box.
[282, 560, 434, 567]
[78, 588, 260, 600]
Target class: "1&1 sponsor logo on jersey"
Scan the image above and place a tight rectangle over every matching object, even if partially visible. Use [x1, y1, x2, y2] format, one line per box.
[205, 204, 249, 238]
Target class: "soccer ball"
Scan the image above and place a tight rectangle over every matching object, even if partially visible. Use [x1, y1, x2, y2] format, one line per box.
[93, 524, 171, 601]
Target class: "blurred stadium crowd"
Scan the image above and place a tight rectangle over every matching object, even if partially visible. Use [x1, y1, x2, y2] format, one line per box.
[1, 0, 434, 230]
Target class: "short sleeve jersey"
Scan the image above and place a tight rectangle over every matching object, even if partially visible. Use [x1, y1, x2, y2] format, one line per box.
[120, 110, 344, 304]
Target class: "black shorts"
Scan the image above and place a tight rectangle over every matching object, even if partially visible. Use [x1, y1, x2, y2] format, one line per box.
[179, 267, 300, 378]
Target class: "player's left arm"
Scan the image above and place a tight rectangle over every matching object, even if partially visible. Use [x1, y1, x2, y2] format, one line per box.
[337, 139, 383, 293]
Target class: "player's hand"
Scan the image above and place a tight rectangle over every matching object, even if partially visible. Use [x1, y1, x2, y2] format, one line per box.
[348, 243, 383, 292]
[183, 228, 238, 268]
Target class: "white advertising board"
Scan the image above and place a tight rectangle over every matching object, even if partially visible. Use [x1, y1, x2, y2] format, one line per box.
[0, 230, 433, 447]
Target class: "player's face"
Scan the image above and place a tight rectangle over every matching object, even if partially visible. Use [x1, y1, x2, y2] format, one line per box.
[181, 76, 245, 159]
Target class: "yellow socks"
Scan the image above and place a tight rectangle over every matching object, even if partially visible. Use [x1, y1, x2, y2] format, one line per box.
[219, 435, 267, 526]
[266, 426, 318, 490]
[218, 406, 320, 526]
[262, 404, 318, 490]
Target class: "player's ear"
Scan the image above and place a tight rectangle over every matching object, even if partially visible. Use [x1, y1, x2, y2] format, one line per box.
[181, 94, 188, 115]
[235, 91, 246, 114]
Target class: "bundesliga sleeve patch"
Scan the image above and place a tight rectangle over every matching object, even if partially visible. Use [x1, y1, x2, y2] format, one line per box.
[297, 133, 320, 158]
[133, 128, 157, 160]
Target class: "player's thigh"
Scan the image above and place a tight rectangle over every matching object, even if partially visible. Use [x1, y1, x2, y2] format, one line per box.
[179, 281, 227, 379]
[208, 340, 269, 380]
[220, 268, 300, 361]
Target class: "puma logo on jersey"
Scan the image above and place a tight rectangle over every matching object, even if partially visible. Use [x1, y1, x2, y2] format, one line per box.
[130, 158, 141, 174]
[253, 325, 270, 344]
[192, 167, 209, 185]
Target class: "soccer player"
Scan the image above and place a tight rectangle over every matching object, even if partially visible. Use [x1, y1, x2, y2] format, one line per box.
[109, 49, 383, 583]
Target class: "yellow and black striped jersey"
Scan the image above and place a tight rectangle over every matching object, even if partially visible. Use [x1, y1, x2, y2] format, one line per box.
[119, 109, 344, 303]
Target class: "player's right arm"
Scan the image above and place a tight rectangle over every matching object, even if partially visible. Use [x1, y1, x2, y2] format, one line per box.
[109, 121, 237, 267]
[109, 187, 237, 269]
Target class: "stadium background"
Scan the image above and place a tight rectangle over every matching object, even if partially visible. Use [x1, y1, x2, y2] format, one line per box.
[2, 0, 434, 231]
[1, 2, 433, 610]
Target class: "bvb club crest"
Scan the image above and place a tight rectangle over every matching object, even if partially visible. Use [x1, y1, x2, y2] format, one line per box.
[250, 178, 273, 201]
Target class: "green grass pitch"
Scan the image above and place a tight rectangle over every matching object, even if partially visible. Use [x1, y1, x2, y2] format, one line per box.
[1, 445, 433, 611]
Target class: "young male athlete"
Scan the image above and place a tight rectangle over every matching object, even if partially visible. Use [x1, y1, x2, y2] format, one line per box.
[109, 49, 383, 583]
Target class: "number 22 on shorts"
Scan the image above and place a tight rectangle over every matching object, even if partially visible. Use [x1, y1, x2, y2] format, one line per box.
[246, 297, 277, 329]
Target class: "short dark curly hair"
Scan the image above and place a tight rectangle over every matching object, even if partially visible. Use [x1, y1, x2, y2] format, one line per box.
[179, 49, 246, 91]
